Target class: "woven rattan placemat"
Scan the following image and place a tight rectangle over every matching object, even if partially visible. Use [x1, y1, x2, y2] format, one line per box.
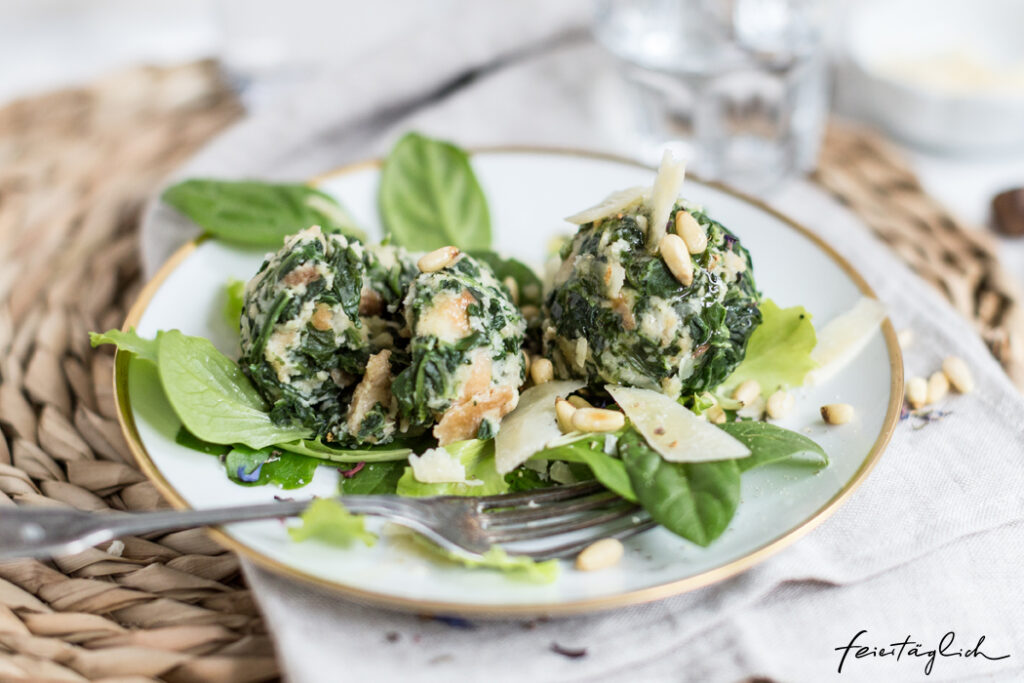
[0, 61, 1020, 682]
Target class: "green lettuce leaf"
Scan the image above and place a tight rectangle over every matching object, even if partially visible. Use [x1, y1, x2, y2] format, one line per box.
[722, 299, 817, 397]
[288, 498, 376, 547]
[224, 278, 246, 331]
[156, 330, 311, 449]
[94, 327, 312, 450]
[397, 532, 559, 583]
[396, 439, 508, 497]
[90, 328, 159, 364]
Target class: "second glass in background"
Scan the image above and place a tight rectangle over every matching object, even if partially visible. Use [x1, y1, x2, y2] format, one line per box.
[593, 0, 829, 191]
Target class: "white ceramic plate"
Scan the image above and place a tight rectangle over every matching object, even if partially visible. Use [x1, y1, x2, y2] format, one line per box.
[117, 149, 902, 617]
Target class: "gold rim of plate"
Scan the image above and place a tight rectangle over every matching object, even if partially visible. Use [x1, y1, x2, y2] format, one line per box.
[115, 147, 904, 618]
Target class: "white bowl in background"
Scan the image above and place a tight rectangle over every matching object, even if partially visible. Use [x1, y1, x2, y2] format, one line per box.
[839, 0, 1024, 155]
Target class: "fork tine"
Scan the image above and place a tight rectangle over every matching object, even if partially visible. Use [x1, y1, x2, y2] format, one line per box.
[483, 491, 620, 526]
[485, 502, 640, 543]
[515, 517, 658, 560]
[474, 481, 605, 510]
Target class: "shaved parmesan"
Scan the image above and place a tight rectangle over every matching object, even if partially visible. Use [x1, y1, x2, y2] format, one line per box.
[805, 297, 887, 386]
[606, 385, 749, 463]
[494, 380, 584, 473]
[645, 150, 687, 246]
[565, 186, 648, 225]
[408, 447, 481, 486]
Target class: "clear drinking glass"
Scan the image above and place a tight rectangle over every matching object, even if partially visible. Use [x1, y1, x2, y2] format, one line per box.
[593, 0, 829, 191]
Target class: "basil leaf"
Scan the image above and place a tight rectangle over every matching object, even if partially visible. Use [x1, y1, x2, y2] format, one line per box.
[378, 132, 490, 250]
[467, 250, 544, 307]
[717, 421, 828, 472]
[163, 179, 365, 247]
[535, 435, 636, 502]
[156, 330, 311, 449]
[339, 461, 405, 495]
[618, 429, 740, 547]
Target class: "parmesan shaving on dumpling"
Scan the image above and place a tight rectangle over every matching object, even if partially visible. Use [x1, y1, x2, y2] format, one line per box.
[494, 380, 584, 474]
[645, 150, 687, 248]
[565, 186, 648, 225]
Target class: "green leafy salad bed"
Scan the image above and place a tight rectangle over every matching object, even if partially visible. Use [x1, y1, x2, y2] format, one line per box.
[95, 133, 870, 582]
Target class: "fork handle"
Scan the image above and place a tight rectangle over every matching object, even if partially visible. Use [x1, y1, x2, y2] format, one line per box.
[0, 496, 429, 561]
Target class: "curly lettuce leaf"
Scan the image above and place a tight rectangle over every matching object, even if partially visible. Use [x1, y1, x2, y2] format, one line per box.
[288, 498, 376, 547]
[224, 278, 246, 331]
[722, 299, 817, 398]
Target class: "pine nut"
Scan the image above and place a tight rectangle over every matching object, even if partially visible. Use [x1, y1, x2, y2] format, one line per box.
[897, 328, 914, 349]
[520, 305, 541, 321]
[942, 356, 974, 393]
[705, 404, 726, 424]
[575, 537, 624, 572]
[820, 403, 854, 425]
[522, 351, 532, 377]
[675, 210, 708, 254]
[417, 246, 460, 273]
[567, 395, 593, 409]
[706, 404, 727, 424]
[927, 371, 949, 404]
[502, 276, 519, 305]
[732, 379, 761, 405]
[555, 397, 577, 434]
[765, 390, 795, 419]
[572, 407, 625, 433]
[906, 376, 928, 409]
[530, 357, 554, 385]
[659, 234, 693, 287]
[311, 303, 333, 331]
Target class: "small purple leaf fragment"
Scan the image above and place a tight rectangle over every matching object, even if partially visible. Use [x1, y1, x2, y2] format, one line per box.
[433, 615, 474, 629]
[237, 463, 263, 482]
[339, 461, 366, 478]
[550, 642, 587, 659]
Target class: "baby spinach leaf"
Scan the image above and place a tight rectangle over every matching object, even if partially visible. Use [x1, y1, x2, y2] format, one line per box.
[535, 435, 636, 502]
[223, 278, 246, 332]
[504, 466, 552, 492]
[90, 328, 159, 364]
[378, 132, 490, 251]
[468, 250, 544, 307]
[276, 438, 413, 463]
[717, 421, 828, 472]
[721, 299, 817, 397]
[339, 461, 405, 495]
[396, 439, 508, 497]
[156, 330, 311, 449]
[163, 179, 365, 247]
[618, 429, 740, 547]
[288, 498, 376, 547]
[174, 427, 230, 456]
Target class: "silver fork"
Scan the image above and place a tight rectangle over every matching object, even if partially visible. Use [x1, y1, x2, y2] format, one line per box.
[0, 483, 655, 562]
